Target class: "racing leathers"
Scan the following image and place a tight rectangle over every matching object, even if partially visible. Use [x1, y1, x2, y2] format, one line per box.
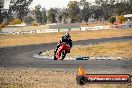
[54, 35, 72, 54]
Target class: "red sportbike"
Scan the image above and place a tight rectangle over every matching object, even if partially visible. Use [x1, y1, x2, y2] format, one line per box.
[54, 42, 71, 60]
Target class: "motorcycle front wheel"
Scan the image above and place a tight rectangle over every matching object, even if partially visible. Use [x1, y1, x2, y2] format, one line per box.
[60, 50, 66, 60]
[54, 53, 57, 60]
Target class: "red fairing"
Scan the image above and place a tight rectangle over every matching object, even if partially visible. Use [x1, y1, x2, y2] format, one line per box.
[56, 43, 70, 59]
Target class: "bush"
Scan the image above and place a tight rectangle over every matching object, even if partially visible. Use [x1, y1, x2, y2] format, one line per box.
[32, 21, 39, 26]
[116, 15, 125, 23]
[109, 16, 116, 24]
[0, 24, 4, 29]
[23, 16, 35, 24]
[9, 19, 22, 25]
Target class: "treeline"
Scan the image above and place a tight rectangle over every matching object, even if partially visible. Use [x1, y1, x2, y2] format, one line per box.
[0, 0, 132, 25]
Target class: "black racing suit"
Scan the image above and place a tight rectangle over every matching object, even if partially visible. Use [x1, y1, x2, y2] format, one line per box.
[54, 36, 72, 54]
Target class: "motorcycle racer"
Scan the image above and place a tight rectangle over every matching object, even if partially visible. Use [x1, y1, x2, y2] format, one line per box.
[54, 33, 72, 56]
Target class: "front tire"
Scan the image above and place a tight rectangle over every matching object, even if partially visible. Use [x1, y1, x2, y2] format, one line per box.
[60, 50, 66, 60]
[54, 53, 57, 60]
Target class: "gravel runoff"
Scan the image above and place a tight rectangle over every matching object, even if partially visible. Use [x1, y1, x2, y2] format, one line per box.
[0, 68, 132, 88]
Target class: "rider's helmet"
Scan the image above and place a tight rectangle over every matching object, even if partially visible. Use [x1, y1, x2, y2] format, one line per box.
[65, 33, 71, 39]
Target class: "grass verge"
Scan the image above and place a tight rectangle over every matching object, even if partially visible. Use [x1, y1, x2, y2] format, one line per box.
[41, 41, 132, 60]
[0, 29, 132, 47]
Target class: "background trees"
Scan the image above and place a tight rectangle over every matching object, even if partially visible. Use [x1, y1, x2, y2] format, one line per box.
[35, 5, 42, 24]
[81, 2, 90, 23]
[61, 8, 69, 24]
[41, 8, 47, 24]
[67, 1, 81, 23]
[0, 0, 33, 25]
[8, 0, 33, 21]
[48, 8, 57, 23]
[0, 0, 132, 25]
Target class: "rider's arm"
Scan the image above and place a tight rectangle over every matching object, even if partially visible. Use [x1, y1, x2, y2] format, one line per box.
[69, 39, 72, 48]
[61, 36, 67, 43]
[59, 36, 64, 44]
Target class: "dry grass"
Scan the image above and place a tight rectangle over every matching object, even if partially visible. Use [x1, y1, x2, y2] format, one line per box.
[41, 41, 132, 60]
[0, 29, 132, 47]
[0, 68, 131, 88]
[69, 41, 132, 59]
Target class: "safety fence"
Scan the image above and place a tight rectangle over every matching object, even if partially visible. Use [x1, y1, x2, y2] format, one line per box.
[0, 27, 80, 35]
[0, 25, 131, 35]
[81, 26, 110, 31]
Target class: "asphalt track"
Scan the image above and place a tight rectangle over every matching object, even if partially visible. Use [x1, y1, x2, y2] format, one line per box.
[0, 36, 132, 74]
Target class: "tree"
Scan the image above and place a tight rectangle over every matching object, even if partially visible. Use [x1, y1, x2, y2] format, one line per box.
[35, 6, 47, 24]
[62, 12, 69, 24]
[93, 6, 104, 20]
[81, 2, 90, 23]
[79, 0, 86, 9]
[58, 14, 62, 23]
[54, 8, 62, 23]
[113, 2, 132, 15]
[61, 8, 69, 24]
[42, 8, 47, 24]
[109, 0, 116, 5]
[48, 8, 57, 23]
[95, 0, 114, 20]
[109, 16, 116, 24]
[128, 3, 132, 14]
[56, 8, 69, 24]
[35, 5, 42, 24]
[68, 1, 81, 23]
[8, 0, 33, 21]
[0, 0, 4, 23]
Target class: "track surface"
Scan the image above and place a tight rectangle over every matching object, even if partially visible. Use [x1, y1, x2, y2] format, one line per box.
[0, 36, 132, 74]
